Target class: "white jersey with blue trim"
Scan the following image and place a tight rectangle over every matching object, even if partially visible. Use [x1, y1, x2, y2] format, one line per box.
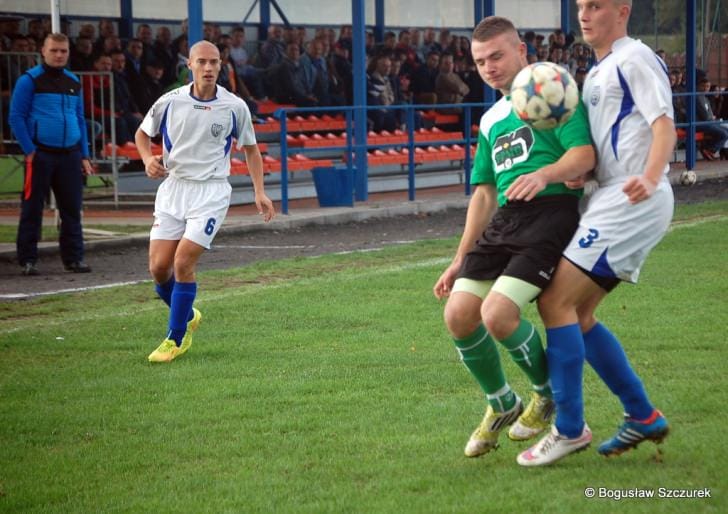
[139, 84, 256, 181]
[582, 37, 673, 186]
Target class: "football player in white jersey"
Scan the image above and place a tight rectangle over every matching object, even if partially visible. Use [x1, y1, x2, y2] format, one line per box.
[135, 40, 275, 363]
[513, 0, 675, 466]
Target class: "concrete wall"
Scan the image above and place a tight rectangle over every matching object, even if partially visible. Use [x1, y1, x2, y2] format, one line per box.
[2, 0, 561, 30]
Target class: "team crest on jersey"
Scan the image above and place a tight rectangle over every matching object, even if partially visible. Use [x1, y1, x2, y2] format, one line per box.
[210, 123, 224, 137]
[492, 126, 533, 172]
[590, 85, 601, 106]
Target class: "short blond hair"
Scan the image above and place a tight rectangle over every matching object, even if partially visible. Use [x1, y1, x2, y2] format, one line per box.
[43, 33, 69, 45]
[472, 16, 519, 43]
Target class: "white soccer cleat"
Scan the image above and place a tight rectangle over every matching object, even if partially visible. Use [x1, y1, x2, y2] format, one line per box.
[517, 423, 592, 467]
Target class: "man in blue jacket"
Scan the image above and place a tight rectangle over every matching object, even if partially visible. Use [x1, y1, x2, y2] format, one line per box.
[10, 33, 95, 276]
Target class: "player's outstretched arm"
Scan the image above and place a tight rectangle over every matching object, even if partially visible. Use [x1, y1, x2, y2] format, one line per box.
[433, 184, 496, 299]
[134, 128, 166, 179]
[622, 114, 676, 204]
[243, 144, 276, 222]
[504, 144, 595, 202]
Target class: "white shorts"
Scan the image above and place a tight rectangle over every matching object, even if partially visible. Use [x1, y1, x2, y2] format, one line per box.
[564, 178, 674, 283]
[150, 176, 232, 249]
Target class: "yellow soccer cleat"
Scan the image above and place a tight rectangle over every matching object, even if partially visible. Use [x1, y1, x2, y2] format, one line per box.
[508, 392, 555, 441]
[179, 308, 202, 356]
[464, 397, 524, 457]
[148, 339, 182, 363]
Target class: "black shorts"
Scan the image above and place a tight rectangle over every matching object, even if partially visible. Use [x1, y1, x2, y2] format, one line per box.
[457, 194, 580, 290]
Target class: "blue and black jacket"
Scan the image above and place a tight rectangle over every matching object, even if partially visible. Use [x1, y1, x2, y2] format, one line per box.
[9, 63, 90, 157]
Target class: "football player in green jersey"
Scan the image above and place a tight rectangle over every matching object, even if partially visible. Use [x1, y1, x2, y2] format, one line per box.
[433, 16, 595, 458]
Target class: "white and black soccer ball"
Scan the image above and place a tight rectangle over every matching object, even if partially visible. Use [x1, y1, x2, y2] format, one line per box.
[511, 62, 580, 131]
[679, 170, 697, 186]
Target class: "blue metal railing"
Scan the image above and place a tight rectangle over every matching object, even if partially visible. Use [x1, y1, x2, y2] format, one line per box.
[673, 89, 728, 168]
[271, 102, 489, 214]
[264, 89, 722, 214]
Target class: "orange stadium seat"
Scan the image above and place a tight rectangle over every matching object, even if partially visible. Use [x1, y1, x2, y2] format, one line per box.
[676, 128, 704, 142]
[256, 100, 295, 116]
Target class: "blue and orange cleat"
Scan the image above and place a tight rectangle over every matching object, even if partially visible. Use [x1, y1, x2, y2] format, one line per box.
[597, 410, 669, 457]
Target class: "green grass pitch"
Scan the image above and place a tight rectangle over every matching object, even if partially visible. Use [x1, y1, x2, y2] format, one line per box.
[1, 201, 727, 513]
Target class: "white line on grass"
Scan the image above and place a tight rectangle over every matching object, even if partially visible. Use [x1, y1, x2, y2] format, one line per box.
[214, 244, 315, 249]
[3, 214, 726, 329]
[1, 243, 425, 300]
[0, 280, 150, 300]
[0, 256, 451, 335]
[668, 214, 728, 232]
[3, 214, 725, 304]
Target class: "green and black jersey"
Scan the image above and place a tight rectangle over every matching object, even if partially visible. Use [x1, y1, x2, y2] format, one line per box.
[471, 97, 592, 206]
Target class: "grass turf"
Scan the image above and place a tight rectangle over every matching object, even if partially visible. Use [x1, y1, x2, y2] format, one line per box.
[0, 202, 726, 513]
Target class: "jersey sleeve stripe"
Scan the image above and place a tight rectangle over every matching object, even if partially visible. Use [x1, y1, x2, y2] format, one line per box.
[653, 52, 668, 76]
[224, 111, 237, 156]
[611, 67, 635, 161]
[161, 103, 173, 152]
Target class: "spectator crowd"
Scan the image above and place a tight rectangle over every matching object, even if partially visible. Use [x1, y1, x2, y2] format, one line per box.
[1, 15, 726, 157]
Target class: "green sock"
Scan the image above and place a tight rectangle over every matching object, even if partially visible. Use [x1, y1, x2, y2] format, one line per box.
[454, 324, 517, 412]
[499, 319, 552, 398]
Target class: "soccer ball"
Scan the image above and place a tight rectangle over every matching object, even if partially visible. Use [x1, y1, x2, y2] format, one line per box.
[679, 170, 697, 186]
[510, 62, 580, 130]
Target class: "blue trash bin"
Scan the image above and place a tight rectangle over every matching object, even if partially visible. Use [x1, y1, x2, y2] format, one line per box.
[311, 165, 354, 207]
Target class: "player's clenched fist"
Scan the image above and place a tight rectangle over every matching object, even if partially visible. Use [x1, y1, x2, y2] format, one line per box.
[143, 155, 166, 178]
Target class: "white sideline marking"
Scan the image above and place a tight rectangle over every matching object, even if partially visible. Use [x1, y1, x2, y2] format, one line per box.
[214, 244, 315, 249]
[0, 244, 432, 301]
[0, 257, 450, 335]
[3, 214, 725, 304]
[668, 214, 728, 232]
[3, 213, 726, 329]
[0, 280, 149, 300]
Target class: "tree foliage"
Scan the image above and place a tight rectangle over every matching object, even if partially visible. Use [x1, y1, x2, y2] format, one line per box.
[568, 0, 726, 37]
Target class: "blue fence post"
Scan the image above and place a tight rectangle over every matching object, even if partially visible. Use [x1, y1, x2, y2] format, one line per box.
[279, 112, 289, 215]
[259, 0, 270, 41]
[352, 0, 368, 201]
[187, 0, 203, 46]
[464, 106, 472, 196]
[407, 107, 416, 201]
[374, 0, 385, 43]
[119, 0, 133, 40]
[345, 109, 353, 194]
[483, 0, 497, 105]
[686, 0, 696, 171]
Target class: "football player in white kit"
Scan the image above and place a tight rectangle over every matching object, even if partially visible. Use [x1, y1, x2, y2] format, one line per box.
[136, 40, 275, 363]
[510, 0, 676, 466]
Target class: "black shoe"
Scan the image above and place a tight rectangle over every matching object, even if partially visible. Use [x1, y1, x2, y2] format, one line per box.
[21, 262, 39, 276]
[64, 261, 91, 273]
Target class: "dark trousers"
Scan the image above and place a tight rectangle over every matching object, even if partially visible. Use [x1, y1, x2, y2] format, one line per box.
[17, 149, 84, 265]
[701, 124, 728, 154]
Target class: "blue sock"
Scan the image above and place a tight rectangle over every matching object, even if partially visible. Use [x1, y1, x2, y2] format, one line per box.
[155, 276, 176, 307]
[583, 322, 653, 420]
[156, 276, 194, 322]
[546, 324, 585, 438]
[167, 282, 196, 347]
